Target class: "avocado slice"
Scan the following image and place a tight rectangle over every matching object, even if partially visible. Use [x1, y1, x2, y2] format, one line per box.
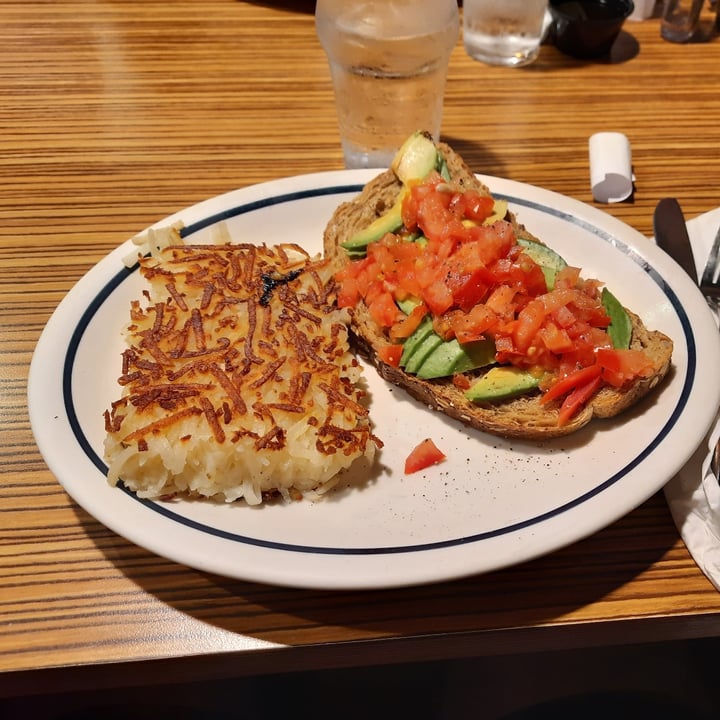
[399, 310, 497, 380]
[399, 314, 434, 367]
[404, 332, 444, 374]
[517, 237, 567, 290]
[415, 337, 496, 380]
[602, 287, 632, 349]
[465, 366, 541, 402]
[342, 133, 441, 255]
[341, 193, 405, 252]
[438, 153, 451, 182]
[396, 296, 422, 315]
[484, 199, 509, 225]
[391, 131, 440, 185]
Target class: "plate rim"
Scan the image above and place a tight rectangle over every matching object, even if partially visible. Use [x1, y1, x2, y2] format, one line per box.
[27, 169, 720, 589]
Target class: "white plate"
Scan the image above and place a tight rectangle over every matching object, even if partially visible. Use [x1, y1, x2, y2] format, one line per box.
[28, 170, 720, 590]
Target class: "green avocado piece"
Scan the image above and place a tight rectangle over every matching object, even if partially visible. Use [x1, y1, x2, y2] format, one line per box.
[404, 332, 444, 374]
[438, 154, 451, 182]
[342, 133, 440, 256]
[517, 237, 567, 290]
[465, 366, 541, 402]
[399, 314, 434, 367]
[416, 338, 496, 380]
[341, 196, 404, 252]
[391, 131, 440, 185]
[602, 287, 632, 349]
[396, 296, 422, 315]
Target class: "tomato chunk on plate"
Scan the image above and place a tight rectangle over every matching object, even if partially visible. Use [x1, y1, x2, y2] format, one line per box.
[405, 438, 446, 474]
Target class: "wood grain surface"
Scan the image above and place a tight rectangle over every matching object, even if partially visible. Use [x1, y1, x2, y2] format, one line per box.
[3, 0, 720, 698]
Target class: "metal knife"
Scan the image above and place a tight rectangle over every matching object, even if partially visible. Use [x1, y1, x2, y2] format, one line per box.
[653, 197, 698, 283]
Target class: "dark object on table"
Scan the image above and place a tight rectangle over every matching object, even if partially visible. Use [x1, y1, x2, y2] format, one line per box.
[549, 0, 634, 57]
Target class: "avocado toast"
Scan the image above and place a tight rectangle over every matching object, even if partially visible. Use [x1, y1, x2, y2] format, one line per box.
[323, 132, 674, 440]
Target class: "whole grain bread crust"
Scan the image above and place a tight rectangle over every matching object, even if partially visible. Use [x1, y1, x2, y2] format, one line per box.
[323, 142, 673, 439]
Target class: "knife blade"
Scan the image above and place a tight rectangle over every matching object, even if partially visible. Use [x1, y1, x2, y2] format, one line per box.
[653, 197, 698, 283]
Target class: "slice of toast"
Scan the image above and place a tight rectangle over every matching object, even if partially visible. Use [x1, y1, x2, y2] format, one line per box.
[323, 140, 673, 440]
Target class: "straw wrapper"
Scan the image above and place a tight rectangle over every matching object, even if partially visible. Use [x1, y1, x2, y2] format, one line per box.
[589, 132, 634, 204]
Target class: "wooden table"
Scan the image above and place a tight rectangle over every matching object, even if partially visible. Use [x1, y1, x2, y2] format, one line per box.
[3, 0, 720, 706]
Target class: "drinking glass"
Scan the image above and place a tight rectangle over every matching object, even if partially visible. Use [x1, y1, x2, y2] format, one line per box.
[316, 0, 459, 169]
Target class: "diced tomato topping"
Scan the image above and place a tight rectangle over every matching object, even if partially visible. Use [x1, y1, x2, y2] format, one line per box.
[513, 298, 546, 353]
[450, 303, 499, 343]
[334, 175, 655, 426]
[538, 322, 574, 353]
[485, 284, 517, 317]
[390, 302, 427, 341]
[467, 222, 516, 265]
[555, 265, 582, 289]
[423, 278, 454, 316]
[596, 348, 655, 387]
[404, 438, 446, 474]
[450, 266, 492, 312]
[452, 373, 472, 390]
[368, 290, 401, 328]
[449, 189, 495, 223]
[377, 344, 403, 367]
[336, 275, 360, 309]
[540, 364, 603, 405]
[558, 373, 604, 426]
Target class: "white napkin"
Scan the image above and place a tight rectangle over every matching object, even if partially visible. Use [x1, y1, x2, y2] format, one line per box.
[662, 207, 720, 590]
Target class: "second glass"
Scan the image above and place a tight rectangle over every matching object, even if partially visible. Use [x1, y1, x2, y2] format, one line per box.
[661, 0, 704, 42]
[463, 0, 549, 67]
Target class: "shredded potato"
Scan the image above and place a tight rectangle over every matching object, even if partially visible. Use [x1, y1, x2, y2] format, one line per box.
[105, 227, 380, 505]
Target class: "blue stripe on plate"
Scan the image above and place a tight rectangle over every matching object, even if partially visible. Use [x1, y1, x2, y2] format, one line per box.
[62, 185, 695, 556]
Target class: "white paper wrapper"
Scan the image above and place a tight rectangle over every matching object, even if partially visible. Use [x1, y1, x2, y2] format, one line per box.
[589, 132, 633, 203]
[628, 0, 656, 21]
[662, 207, 720, 591]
